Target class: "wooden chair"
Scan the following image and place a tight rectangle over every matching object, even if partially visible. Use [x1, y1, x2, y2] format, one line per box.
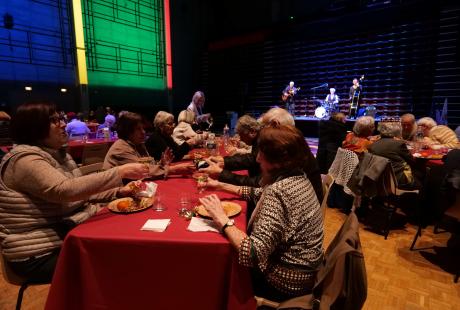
[320, 174, 334, 221]
[81, 143, 109, 166]
[0, 245, 49, 310]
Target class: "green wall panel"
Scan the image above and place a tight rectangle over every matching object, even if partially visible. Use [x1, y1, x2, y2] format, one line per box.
[82, 0, 166, 89]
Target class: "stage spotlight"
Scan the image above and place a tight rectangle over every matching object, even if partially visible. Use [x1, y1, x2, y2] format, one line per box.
[25, 86, 32, 91]
[60, 88, 67, 93]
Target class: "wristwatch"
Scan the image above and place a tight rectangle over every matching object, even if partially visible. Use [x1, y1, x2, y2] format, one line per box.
[221, 219, 235, 233]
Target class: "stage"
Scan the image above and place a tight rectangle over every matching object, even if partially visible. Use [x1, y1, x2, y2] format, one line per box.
[294, 115, 383, 138]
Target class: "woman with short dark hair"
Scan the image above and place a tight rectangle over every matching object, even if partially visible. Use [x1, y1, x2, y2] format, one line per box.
[199, 125, 323, 302]
[0, 102, 148, 282]
[104, 111, 193, 177]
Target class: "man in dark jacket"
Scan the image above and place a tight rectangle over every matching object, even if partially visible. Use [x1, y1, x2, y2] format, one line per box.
[316, 112, 348, 174]
[203, 109, 324, 204]
[202, 115, 261, 187]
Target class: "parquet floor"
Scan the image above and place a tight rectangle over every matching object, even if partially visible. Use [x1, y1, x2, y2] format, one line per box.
[1, 207, 459, 310]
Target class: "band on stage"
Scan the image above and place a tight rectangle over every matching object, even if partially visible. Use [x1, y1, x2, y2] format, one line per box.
[280, 76, 364, 119]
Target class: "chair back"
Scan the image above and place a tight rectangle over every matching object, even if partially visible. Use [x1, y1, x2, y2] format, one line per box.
[277, 212, 367, 310]
[328, 148, 359, 196]
[320, 174, 334, 220]
[81, 143, 110, 166]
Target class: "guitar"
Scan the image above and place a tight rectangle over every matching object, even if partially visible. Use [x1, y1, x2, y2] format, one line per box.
[281, 87, 300, 102]
[350, 75, 364, 113]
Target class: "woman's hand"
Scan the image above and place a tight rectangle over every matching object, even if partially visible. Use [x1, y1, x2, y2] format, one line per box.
[208, 156, 224, 166]
[186, 136, 198, 146]
[199, 194, 228, 228]
[117, 163, 150, 180]
[118, 180, 142, 197]
[169, 162, 195, 174]
[204, 177, 220, 190]
[199, 159, 223, 176]
[161, 148, 174, 166]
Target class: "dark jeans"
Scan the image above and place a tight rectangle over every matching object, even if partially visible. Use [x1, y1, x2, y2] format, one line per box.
[251, 268, 313, 303]
[7, 249, 60, 283]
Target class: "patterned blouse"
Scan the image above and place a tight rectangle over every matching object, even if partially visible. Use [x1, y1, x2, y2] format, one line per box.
[239, 175, 323, 295]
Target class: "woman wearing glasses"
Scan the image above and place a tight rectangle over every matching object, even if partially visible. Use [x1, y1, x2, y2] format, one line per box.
[0, 102, 149, 282]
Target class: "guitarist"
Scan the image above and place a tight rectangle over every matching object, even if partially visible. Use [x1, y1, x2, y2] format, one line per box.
[348, 76, 364, 119]
[282, 81, 299, 116]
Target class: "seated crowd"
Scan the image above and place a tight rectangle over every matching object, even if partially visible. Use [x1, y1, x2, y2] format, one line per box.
[1, 95, 459, 305]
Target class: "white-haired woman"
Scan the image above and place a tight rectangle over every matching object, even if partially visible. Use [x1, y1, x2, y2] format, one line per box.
[342, 116, 376, 153]
[417, 117, 459, 149]
[172, 110, 207, 146]
[145, 111, 197, 163]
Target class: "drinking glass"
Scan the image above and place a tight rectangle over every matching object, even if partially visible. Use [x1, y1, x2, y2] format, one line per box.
[196, 173, 208, 194]
[153, 193, 167, 211]
[179, 194, 191, 209]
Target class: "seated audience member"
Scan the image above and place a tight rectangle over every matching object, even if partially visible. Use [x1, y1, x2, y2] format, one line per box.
[172, 110, 207, 145]
[455, 126, 460, 141]
[369, 121, 418, 189]
[316, 112, 347, 174]
[200, 125, 323, 302]
[417, 117, 459, 148]
[205, 107, 323, 204]
[400, 113, 417, 141]
[0, 111, 12, 146]
[103, 112, 193, 176]
[145, 111, 199, 162]
[65, 112, 90, 138]
[0, 102, 149, 282]
[201, 115, 261, 187]
[98, 114, 116, 131]
[342, 116, 375, 153]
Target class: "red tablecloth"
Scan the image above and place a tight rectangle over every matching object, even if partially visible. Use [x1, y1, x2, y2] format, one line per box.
[45, 175, 256, 310]
[66, 138, 116, 162]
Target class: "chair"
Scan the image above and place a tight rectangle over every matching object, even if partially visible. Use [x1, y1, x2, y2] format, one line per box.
[348, 152, 419, 239]
[379, 163, 419, 239]
[81, 143, 110, 166]
[255, 212, 367, 310]
[0, 245, 49, 310]
[410, 188, 460, 283]
[320, 174, 334, 221]
[79, 162, 104, 175]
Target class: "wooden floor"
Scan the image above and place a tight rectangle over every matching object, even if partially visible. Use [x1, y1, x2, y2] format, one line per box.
[1, 207, 459, 310]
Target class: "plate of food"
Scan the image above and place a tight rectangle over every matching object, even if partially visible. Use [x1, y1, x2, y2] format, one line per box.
[195, 201, 242, 218]
[107, 197, 154, 213]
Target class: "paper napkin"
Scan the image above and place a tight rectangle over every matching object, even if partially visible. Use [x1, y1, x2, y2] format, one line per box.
[187, 217, 220, 233]
[141, 219, 171, 232]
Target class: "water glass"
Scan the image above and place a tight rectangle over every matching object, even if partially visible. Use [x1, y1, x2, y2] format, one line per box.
[153, 194, 167, 211]
[179, 195, 191, 209]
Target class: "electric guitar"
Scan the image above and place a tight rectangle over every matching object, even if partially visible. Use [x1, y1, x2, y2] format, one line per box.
[350, 75, 365, 112]
[281, 87, 300, 102]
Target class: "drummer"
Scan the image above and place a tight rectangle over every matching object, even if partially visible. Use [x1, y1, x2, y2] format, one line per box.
[324, 88, 339, 113]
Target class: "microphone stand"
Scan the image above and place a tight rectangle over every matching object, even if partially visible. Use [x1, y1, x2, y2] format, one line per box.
[306, 83, 328, 116]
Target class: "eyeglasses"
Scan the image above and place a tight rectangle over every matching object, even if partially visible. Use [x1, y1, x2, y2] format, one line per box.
[49, 115, 64, 125]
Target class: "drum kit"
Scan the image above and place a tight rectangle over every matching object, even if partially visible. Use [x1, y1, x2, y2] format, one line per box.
[314, 100, 335, 119]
